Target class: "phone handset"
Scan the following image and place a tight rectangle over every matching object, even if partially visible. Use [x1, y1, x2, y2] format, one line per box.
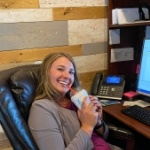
[91, 73, 103, 95]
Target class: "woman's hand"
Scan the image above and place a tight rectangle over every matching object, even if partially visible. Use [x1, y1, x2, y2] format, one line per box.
[77, 96, 99, 136]
[89, 95, 103, 126]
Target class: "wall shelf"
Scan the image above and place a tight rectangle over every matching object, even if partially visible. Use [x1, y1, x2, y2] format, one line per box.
[107, 0, 150, 91]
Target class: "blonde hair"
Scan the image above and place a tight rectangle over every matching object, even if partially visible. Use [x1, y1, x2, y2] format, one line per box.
[35, 52, 80, 100]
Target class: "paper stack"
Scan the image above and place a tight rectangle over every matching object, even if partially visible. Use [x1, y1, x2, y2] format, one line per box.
[112, 8, 149, 24]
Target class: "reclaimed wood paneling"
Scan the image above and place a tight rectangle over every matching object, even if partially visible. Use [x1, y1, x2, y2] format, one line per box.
[82, 42, 107, 55]
[79, 70, 107, 84]
[0, 43, 107, 65]
[0, 62, 34, 71]
[0, 139, 12, 150]
[0, 126, 12, 150]
[0, 45, 82, 64]
[53, 6, 107, 20]
[39, 0, 107, 8]
[0, 0, 39, 9]
[0, 21, 68, 51]
[68, 19, 107, 45]
[74, 53, 107, 73]
[0, 53, 107, 73]
[0, 9, 53, 23]
[78, 70, 107, 93]
[1, 148, 12, 150]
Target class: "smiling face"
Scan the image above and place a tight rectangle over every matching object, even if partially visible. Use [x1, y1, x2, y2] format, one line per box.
[49, 56, 75, 96]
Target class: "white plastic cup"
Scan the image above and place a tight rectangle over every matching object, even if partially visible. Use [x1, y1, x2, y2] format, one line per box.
[70, 87, 89, 110]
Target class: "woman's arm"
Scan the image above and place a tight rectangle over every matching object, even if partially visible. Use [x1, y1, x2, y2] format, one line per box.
[28, 100, 93, 150]
[94, 121, 109, 140]
[89, 96, 109, 139]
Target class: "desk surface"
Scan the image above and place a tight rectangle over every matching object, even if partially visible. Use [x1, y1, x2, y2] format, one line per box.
[103, 104, 150, 139]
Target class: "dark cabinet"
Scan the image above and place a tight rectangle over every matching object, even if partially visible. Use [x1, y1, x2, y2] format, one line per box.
[107, 0, 150, 91]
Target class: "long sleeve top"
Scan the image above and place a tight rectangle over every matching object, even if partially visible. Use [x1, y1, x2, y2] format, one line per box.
[28, 99, 94, 150]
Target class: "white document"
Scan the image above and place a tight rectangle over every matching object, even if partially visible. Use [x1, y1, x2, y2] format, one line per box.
[112, 8, 149, 24]
[117, 8, 139, 24]
[111, 47, 134, 63]
[112, 9, 118, 24]
[123, 100, 150, 108]
[109, 29, 120, 45]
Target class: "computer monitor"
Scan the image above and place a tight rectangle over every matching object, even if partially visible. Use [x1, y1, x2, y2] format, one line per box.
[136, 39, 150, 102]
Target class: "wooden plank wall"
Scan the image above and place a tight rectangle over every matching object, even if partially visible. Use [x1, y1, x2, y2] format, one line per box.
[0, 0, 108, 148]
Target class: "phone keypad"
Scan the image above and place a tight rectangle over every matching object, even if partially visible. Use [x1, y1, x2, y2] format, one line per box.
[99, 86, 109, 95]
[99, 86, 123, 97]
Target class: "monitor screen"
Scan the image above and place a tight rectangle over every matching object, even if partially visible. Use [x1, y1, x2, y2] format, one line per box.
[137, 39, 150, 98]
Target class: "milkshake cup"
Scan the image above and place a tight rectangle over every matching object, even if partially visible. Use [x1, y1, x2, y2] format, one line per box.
[69, 86, 89, 110]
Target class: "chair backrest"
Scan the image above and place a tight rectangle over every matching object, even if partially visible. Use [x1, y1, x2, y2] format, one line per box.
[0, 65, 40, 150]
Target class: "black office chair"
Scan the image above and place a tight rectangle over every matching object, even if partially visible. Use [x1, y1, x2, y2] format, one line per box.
[0, 65, 135, 150]
[0, 65, 40, 150]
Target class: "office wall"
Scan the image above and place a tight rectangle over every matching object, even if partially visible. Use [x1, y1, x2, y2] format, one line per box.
[0, 0, 108, 148]
[0, 0, 108, 92]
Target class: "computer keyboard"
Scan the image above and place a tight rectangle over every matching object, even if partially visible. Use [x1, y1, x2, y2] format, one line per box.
[122, 105, 150, 126]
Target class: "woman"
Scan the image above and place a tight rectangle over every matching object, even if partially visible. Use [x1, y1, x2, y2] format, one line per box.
[28, 52, 121, 150]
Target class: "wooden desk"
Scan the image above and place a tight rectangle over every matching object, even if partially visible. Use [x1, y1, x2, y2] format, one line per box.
[103, 104, 150, 139]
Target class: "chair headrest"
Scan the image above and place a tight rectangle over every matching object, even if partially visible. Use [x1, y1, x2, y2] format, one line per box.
[0, 65, 40, 121]
[10, 67, 40, 121]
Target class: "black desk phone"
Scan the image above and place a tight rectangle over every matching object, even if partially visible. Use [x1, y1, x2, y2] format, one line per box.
[91, 73, 125, 100]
